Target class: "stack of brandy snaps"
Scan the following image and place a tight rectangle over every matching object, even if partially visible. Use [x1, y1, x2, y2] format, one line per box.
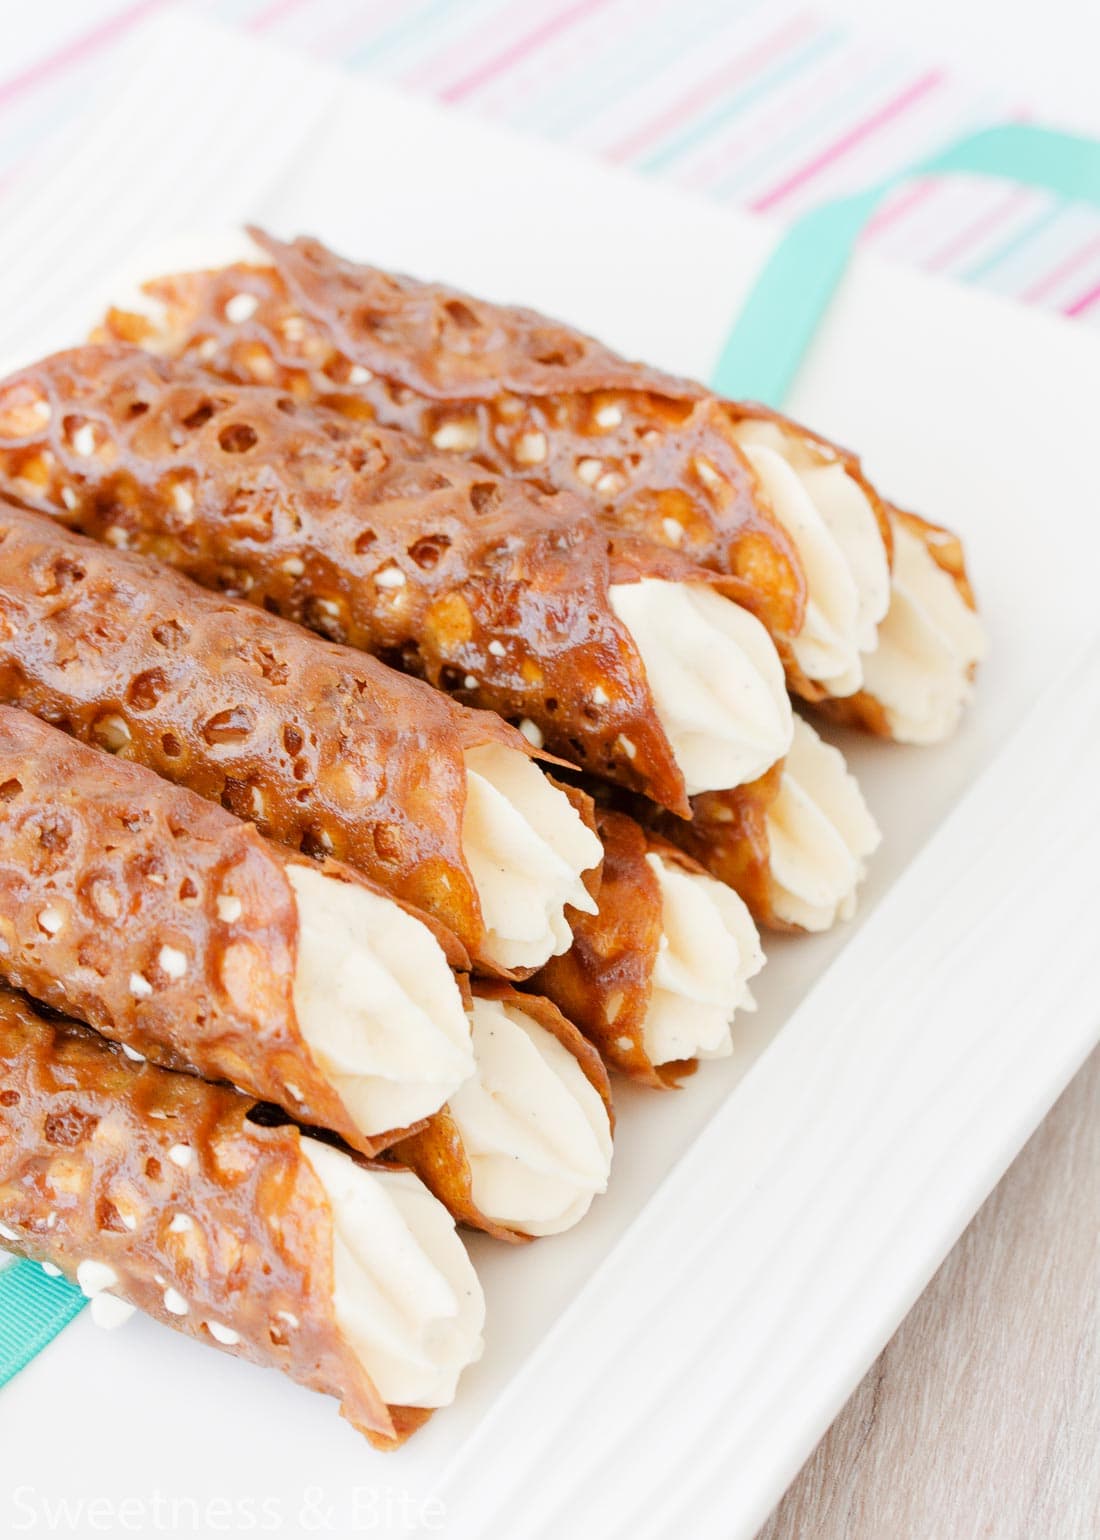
[0, 231, 986, 1445]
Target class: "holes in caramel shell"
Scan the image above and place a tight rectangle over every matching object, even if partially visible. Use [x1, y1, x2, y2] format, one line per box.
[378, 642, 421, 676]
[44, 1106, 99, 1147]
[302, 597, 346, 643]
[469, 481, 501, 517]
[151, 618, 188, 649]
[407, 533, 450, 570]
[178, 877, 199, 903]
[319, 417, 349, 446]
[202, 706, 256, 747]
[366, 465, 449, 503]
[443, 298, 481, 331]
[181, 401, 217, 432]
[145, 1157, 162, 1181]
[33, 555, 86, 596]
[0, 778, 23, 802]
[218, 423, 259, 455]
[35, 813, 71, 860]
[344, 442, 382, 477]
[127, 669, 168, 712]
[283, 725, 304, 756]
[0, 1089, 20, 1107]
[78, 940, 111, 977]
[299, 825, 334, 860]
[352, 307, 399, 343]
[161, 732, 183, 759]
[528, 331, 583, 368]
[221, 777, 263, 824]
[225, 484, 276, 541]
[371, 822, 406, 864]
[96, 1198, 130, 1232]
[353, 528, 377, 556]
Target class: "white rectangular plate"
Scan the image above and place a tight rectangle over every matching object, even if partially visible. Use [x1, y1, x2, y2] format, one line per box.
[0, 14, 1098, 1539]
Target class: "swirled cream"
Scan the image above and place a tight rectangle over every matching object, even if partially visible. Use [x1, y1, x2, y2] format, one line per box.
[461, 745, 602, 973]
[445, 997, 613, 1237]
[766, 717, 881, 931]
[860, 517, 988, 744]
[288, 866, 475, 1137]
[301, 1140, 485, 1409]
[643, 853, 764, 1065]
[731, 419, 891, 696]
[609, 579, 793, 795]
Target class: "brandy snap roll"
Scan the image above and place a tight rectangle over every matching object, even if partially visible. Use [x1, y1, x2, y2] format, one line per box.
[0, 347, 792, 819]
[817, 508, 988, 745]
[0, 707, 479, 1156]
[533, 810, 763, 1085]
[0, 987, 485, 1446]
[0, 503, 601, 977]
[645, 717, 881, 933]
[107, 230, 984, 735]
[392, 984, 613, 1241]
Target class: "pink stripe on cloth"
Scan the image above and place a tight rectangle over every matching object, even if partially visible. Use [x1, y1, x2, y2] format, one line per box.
[679, 37, 864, 194]
[1022, 233, 1100, 304]
[923, 184, 1032, 271]
[864, 176, 938, 237]
[0, 0, 167, 112]
[1064, 277, 1100, 317]
[404, 0, 568, 93]
[439, 0, 616, 104]
[862, 105, 1031, 246]
[605, 12, 819, 164]
[751, 69, 944, 213]
[250, 0, 317, 33]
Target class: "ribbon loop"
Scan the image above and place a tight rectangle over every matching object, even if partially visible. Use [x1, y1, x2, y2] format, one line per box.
[0, 1260, 85, 1388]
[713, 124, 1100, 405]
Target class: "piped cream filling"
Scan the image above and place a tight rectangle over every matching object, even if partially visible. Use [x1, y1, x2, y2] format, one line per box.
[445, 998, 613, 1237]
[732, 420, 890, 695]
[288, 866, 475, 1136]
[643, 853, 764, 1066]
[609, 579, 793, 795]
[861, 519, 988, 744]
[301, 1140, 485, 1409]
[461, 744, 602, 973]
[765, 718, 881, 931]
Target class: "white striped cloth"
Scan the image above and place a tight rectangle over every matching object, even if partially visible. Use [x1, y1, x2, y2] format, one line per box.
[1, 0, 1098, 324]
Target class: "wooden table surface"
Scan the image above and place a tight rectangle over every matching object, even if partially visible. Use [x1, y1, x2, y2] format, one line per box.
[757, 1042, 1100, 1540]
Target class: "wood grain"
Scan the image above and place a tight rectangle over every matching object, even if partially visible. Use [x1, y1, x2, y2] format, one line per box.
[758, 1043, 1100, 1540]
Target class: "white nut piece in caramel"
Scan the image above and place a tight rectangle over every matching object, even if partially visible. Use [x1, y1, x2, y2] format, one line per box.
[90, 1292, 137, 1330]
[76, 1259, 119, 1298]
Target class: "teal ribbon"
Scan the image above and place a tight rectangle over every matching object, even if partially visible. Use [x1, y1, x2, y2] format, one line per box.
[0, 1261, 84, 1387]
[713, 124, 1100, 408]
[1, 118, 1099, 1396]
